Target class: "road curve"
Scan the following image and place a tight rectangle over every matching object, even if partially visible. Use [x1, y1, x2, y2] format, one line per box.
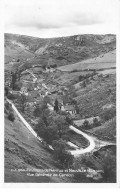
[68, 125, 95, 157]
[7, 99, 109, 158]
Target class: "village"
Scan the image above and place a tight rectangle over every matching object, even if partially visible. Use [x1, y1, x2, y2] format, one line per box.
[7, 66, 79, 117]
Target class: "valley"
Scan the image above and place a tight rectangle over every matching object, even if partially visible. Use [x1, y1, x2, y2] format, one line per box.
[4, 33, 116, 183]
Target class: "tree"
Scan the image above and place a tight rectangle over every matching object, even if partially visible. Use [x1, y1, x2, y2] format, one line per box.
[11, 71, 17, 90]
[71, 99, 77, 105]
[79, 75, 84, 82]
[54, 99, 59, 112]
[35, 120, 59, 144]
[50, 114, 69, 137]
[8, 112, 15, 122]
[5, 101, 15, 122]
[34, 103, 48, 117]
[34, 106, 43, 117]
[34, 103, 50, 126]
[18, 94, 27, 113]
[14, 81, 22, 91]
[65, 116, 72, 125]
[82, 119, 91, 129]
[52, 139, 73, 168]
[75, 105, 80, 114]
[5, 86, 9, 97]
[93, 117, 101, 127]
[82, 81, 86, 88]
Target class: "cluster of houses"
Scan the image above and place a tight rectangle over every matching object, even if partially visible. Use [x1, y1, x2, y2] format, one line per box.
[14, 68, 78, 117]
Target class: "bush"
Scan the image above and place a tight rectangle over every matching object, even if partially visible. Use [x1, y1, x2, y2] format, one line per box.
[8, 112, 15, 122]
[93, 118, 101, 127]
[82, 119, 91, 129]
[5, 101, 11, 111]
[81, 81, 86, 88]
[71, 69, 78, 73]
[7, 93, 16, 100]
[65, 116, 73, 125]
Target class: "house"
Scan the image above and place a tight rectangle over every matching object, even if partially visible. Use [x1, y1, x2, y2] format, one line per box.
[64, 105, 77, 115]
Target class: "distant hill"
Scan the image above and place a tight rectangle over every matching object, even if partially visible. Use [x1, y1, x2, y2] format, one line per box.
[4, 33, 116, 72]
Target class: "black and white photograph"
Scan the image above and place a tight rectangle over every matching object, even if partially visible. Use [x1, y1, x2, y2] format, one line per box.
[2, 0, 120, 184]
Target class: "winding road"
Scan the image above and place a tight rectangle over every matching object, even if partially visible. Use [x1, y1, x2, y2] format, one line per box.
[7, 99, 97, 156]
[68, 125, 95, 157]
[7, 99, 115, 157]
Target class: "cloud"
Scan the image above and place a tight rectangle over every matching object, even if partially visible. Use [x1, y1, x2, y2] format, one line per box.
[8, 9, 103, 30]
[70, 13, 103, 26]
[4, 0, 119, 37]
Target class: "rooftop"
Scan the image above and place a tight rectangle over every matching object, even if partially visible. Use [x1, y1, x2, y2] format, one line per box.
[64, 105, 75, 111]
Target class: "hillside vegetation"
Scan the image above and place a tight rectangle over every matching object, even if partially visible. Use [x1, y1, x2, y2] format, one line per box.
[5, 33, 116, 72]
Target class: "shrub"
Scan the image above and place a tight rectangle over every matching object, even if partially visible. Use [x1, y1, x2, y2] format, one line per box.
[5, 101, 11, 111]
[8, 112, 15, 122]
[93, 117, 101, 127]
[71, 69, 78, 73]
[82, 81, 86, 88]
[65, 116, 73, 125]
[7, 93, 16, 100]
[82, 119, 91, 129]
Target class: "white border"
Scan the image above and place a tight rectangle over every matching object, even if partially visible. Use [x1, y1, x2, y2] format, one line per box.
[0, 0, 120, 191]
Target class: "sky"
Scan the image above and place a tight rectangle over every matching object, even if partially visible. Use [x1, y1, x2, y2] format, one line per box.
[4, 0, 120, 38]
